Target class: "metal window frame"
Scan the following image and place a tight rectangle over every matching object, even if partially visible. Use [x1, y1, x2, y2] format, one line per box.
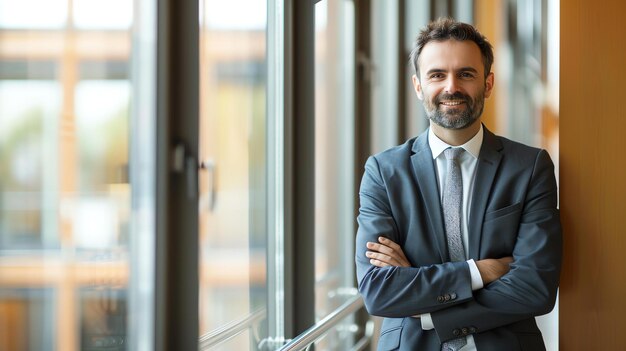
[155, 0, 200, 349]
[268, 0, 289, 344]
[288, 0, 316, 339]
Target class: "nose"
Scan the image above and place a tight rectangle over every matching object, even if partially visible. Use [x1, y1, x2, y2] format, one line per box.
[444, 76, 460, 94]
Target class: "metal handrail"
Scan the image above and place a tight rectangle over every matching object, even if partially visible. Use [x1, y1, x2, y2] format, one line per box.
[278, 294, 366, 351]
[199, 308, 266, 350]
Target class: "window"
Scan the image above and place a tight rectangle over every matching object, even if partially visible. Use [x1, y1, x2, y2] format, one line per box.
[314, 0, 357, 349]
[1, 0, 371, 349]
[198, 0, 269, 349]
[0, 1, 157, 350]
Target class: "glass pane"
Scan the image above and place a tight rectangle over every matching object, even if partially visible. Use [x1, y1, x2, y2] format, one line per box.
[0, 1, 156, 350]
[0, 0, 67, 29]
[314, 0, 356, 349]
[198, 0, 268, 349]
[73, 0, 133, 30]
[0, 80, 61, 250]
[370, 0, 400, 153]
[0, 288, 55, 350]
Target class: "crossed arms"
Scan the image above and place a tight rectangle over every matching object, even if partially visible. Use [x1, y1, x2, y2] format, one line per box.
[355, 149, 562, 342]
[366, 236, 513, 286]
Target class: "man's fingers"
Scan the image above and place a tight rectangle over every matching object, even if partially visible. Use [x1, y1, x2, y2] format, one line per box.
[369, 258, 389, 267]
[366, 251, 393, 263]
[377, 236, 402, 252]
[368, 238, 407, 259]
[366, 238, 410, 267]
[366, 250, 394, 267]
[366, 241, 395, 256]
[366, 251, 405, 267]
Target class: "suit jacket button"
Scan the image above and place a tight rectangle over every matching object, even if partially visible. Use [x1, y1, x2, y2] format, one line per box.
[453, 329, 461, 336]
[450, 292, 457, 300]
[444, 294, 451, 301]
[461, 327, 469, 335]
[469, 326, 477, 333]
[437, 295, 445, 303]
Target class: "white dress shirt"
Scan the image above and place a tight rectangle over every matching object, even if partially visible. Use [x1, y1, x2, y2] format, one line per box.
[419, 125, 485, 351]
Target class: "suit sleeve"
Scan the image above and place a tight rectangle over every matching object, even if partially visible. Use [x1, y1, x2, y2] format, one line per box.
[355, 156, 474, 317]
[430, 149, 562, 342]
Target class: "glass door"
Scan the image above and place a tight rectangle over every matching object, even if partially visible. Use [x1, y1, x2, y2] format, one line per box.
[314, 0, 357, 349]
[198, 0, 269, 349]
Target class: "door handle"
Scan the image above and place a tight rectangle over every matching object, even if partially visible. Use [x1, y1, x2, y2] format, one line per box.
[199, 159, 216, 212]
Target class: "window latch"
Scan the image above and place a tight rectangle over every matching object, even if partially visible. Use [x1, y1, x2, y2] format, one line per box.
[171, 143, 198, 199]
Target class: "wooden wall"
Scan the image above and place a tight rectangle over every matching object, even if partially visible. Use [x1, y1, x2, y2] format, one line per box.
[474, 0, 503, 130]
[560, 0, 626, 349]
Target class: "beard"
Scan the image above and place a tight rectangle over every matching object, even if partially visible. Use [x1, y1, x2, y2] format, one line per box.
[423, 90, 485, 130]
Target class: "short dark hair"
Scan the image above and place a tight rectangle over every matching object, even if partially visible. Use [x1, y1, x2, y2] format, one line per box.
[410, 17, 494, 78]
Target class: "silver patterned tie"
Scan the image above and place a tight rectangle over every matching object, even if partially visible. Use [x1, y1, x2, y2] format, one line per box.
[441, 147, 467, 351]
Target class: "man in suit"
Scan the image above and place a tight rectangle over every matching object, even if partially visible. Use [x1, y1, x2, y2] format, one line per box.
[355, 18, 562, 351]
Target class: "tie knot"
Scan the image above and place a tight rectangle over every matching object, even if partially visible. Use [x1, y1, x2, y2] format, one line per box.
[444, 147, 464, 161]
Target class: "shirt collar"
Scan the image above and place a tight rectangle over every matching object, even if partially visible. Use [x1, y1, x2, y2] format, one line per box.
[428, 124, 483, 160]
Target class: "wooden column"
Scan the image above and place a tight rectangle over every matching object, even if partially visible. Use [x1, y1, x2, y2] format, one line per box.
[474, 0, 504, 132]
[560, 0, 626, 349]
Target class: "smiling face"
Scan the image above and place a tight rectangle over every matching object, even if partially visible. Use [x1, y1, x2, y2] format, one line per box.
[412, 39, 494, 131]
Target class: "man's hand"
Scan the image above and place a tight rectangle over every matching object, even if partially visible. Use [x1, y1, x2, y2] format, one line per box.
[475, 256, 513, 285]
[366, 236, 410, 267]
[366, 236, 512, 285]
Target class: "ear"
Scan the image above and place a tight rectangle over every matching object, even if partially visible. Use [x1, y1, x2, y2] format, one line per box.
[484, 72, 495, 98]
[412, 74, 424, 100]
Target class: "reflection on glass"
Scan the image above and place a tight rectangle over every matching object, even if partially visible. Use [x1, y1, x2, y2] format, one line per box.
[198, 0, 268, 349]
[314, 0, 356, 349]
[80, 288, 127, 350]
[74, 81, 130, 250]
[0, 81, 60, 249]
[0, 0, 151, 350]
[0, 288, 55, 351]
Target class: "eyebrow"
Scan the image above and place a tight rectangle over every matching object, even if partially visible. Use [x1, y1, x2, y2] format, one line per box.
[425, 67, 479, 75]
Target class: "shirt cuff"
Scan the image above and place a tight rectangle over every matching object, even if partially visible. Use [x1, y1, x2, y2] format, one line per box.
[467, 259, 484, 291]
[420, 313, 434, 330]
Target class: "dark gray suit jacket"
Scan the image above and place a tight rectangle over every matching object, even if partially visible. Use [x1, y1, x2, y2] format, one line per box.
[355, 126, 562, 351]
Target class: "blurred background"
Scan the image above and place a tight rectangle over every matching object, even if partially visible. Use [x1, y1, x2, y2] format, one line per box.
[2, 0, 611, 350]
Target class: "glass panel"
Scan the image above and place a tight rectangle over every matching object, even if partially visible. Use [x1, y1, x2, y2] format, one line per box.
[79, 288, 127, 350]
[314, 0, 356, 349]
[0, 80, 61, 250]
[73, 0, 133, 30]
[73, 80, 130, 250]
[370, 0, 399, 153]
[0, 288, 55, 351]
[217, 329, 254, 350]
[198, 0, 268, 349]
[403, 1, 430, 139]
[0, 1, 156, 350]
[0, 0, 67, 29]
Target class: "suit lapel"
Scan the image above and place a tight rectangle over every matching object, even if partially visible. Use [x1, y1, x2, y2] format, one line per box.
[411, 131, 447, 262]
[468, 126, 503, 259]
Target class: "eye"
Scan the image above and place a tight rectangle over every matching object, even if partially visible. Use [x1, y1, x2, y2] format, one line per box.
[429, 73, 444, 79]
[459, 72, 476, 79]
